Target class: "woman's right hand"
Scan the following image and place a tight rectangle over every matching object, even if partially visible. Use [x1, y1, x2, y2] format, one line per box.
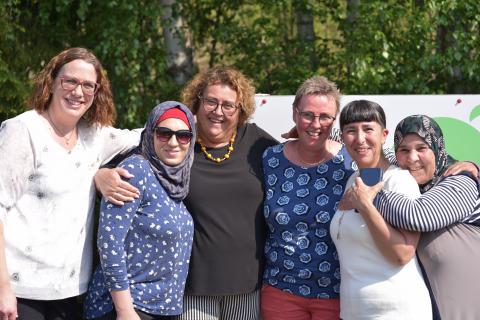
[281, 126, 298, 139]
[338, 177, 384, 212]
[0, 284, 17, 320]
[94, 168, 140, 205]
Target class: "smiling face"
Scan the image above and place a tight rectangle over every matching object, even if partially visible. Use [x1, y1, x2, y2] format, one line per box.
[196, 83, 240, 146]
[341, 121, 388, 168]
[49, 59, 97, 120]
[395, 133, 436, 184]
[294, 94, 337, 150]
[154, 118, 191, 166]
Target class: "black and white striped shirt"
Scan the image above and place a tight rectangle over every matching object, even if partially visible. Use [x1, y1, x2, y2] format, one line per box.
[375, 174, 480, 232]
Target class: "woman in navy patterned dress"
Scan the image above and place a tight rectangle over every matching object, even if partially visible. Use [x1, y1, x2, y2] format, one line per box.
[84, 102, 196, 320]
[261, 76, 352, 320]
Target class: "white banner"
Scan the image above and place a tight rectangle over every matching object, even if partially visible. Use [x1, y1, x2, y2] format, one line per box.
[252, 95, 480, 163]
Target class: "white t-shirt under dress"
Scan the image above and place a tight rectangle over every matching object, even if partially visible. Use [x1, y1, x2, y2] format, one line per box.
[330, 165, 431, 320]
[0, 110, 140, 300]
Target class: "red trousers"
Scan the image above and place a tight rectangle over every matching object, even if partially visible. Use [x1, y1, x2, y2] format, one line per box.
[261, 285, 340, 320]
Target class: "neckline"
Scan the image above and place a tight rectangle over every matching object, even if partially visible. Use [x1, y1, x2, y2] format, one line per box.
[196, 124, 244, 150]
[197, 131, 236, 163]
[282, 143, 345, 169]
[37, 111, 81, 153]
[45, 110, 77, 147]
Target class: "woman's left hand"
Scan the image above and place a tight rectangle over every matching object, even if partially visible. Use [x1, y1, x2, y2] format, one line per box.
[338, 177, 384, 211]
[443, 161, 479, 180]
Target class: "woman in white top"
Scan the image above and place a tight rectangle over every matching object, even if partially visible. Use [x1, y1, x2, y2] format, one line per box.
[330, 100, 431, 319]
[0, 48, 139, 320]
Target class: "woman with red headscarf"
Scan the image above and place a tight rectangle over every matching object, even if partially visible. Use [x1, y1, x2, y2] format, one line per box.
[84, 101, 196, 320]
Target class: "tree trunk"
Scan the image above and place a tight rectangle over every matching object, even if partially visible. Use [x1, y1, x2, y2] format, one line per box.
[415, 0, 425, 8]
[295, 3, 317, 71]
[436, 22, 463, 93]
[347, 0, 360, 24]
[345, 0, 360, 76]
[160, 0, 195, 85]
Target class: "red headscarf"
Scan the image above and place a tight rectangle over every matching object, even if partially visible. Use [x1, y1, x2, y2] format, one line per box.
[155, 107, 191, 129]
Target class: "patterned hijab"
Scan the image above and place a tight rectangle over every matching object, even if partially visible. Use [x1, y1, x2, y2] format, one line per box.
[394, 114, 456, 193]
[137, 101, 196, 200]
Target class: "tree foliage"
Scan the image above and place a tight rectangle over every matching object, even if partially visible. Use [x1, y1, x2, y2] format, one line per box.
[337, 0, 480, 94]
[1, 0, 177, 127]
[1, 0, 479, 125]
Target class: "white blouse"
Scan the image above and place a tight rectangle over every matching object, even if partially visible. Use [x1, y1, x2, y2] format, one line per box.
[330, 166, 431, 320]
[0, 110, 140, 299]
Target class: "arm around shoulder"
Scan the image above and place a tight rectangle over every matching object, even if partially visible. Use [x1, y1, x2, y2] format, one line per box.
[377, 174, 478, 231]
[94, 166, 139, 206]
[97, 126, 142, 166]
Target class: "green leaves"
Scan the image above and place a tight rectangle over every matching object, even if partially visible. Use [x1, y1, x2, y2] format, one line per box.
[1, 0, 479, 125]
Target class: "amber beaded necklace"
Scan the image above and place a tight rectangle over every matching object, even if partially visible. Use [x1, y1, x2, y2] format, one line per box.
[198, 132, 236, 163]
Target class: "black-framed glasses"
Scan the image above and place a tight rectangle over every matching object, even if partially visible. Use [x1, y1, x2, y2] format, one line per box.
[296, 108, 336, 126]
[199, 96, 239, 116]
[154, 127, 193, 145]
[60, 77, 100, 96]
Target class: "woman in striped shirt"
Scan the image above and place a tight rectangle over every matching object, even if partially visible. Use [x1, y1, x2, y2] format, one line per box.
[340, 114, 480, 320]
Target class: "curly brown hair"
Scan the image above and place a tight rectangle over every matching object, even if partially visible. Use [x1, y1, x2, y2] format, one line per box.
[28, 47, 116, 126]
[181, 66, 256, 126]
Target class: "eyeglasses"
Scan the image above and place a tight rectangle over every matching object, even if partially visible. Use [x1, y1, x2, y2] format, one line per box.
[199, 96, 239, 116]
[60, 77, 100, 96]
[154, 127, 193, 145]
[296, 108, 336, 126]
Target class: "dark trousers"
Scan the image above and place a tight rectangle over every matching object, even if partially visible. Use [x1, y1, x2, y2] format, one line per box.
[94, 309, 175, 320]
[17, 297, 81, 320]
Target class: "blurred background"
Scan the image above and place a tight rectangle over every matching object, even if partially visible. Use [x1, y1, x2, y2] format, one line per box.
[1, 0, 479, 127]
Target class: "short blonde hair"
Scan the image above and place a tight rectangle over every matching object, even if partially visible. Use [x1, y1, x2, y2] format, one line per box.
[181, 66, 256, 126]
[293, 76, 341, 115]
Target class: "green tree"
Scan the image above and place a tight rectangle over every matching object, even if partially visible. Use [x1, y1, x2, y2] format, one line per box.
[0, 0, 183, 127]
[336, 0, 480, 94]
[0, 1, 33, 121]
[1, 0, 479, 125]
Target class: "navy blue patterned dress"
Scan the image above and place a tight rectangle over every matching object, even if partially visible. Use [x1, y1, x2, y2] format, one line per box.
[84, 154, 194, 318]
[262, 144, 355, 298]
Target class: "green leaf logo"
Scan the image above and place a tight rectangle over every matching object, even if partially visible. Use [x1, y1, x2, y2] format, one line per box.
[470, 104, 480, 122]
[435, 116, 480, 164]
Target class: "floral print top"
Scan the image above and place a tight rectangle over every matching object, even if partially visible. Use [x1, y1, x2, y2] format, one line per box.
[262, 143, 355, 299]
[84, 154, 193, 318]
